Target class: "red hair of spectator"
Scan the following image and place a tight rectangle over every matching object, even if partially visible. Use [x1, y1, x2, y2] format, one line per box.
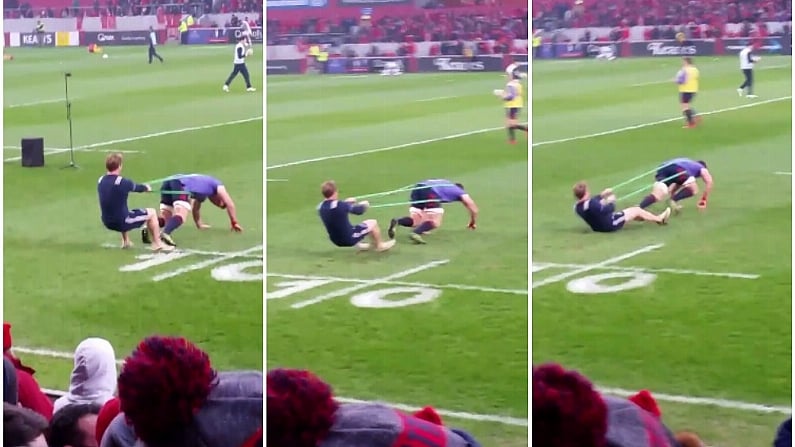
[266, 368, 340, 447]
[3, 322, 11, 352]
[533, 363, 608, 447]
[117, 336, 217, 444]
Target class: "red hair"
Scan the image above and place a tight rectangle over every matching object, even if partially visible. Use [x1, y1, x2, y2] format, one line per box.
[266, 368, 339, 447]
[117, 336, 217, 444]
[533, 363, 608, 447]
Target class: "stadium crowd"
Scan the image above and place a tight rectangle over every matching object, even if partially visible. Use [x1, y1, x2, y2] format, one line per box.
[533, 0, 792, 28]
[4, 0, 262, 19]
[266, 7, 528, 45]
[3, 323, 263, 447]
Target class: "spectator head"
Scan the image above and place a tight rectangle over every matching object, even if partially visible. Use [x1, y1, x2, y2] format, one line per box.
[48, 403, 102, 447]
[4, 357, 18, 405]
[533, 363, 608, 447]
[53, 337, 118, 414]
[94, 398, 120, 444]
[117, 336, 217, 445]
[267, 368, 339, 447]
[4, 403, 49, 447]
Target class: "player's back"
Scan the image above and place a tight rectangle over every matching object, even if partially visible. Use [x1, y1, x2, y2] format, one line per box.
[318, 200, 353, 243]
[574, 197, 613, 232]
[422, 179, 465, 202]
[97, 174, 131, 224]
[666, 158, 702, 176]
[180, 174, 222, 196]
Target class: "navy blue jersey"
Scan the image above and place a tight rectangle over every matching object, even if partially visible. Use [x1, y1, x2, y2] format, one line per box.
[318, 199, 367, 245]
[97, 175, 147, 225]
[574, 197, 617, 232]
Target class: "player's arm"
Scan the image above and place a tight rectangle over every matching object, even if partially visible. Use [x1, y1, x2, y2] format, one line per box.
[215, 186, 241, 231]
[343, 198, 369, 215]
[461, 194, 479, 228]
[699, 168, 713, 206]
[123, 178, 150, 193]
[502, 84, 516, 101]
[191, 198, 207, 228]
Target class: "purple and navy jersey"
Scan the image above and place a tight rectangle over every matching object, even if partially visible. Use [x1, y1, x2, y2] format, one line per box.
[420, 179, 466, 203]
[318, 199, 367, 245]
[663, 158, 704, 178]
[97, 174, 147, 224]
[177, 174, 223, 201]
[574, 197, 615, 232]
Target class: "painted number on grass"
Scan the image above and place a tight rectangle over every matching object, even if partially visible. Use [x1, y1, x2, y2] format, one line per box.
[119, 249, 263, 282]
[565, 272, 656, 294]
[266, 278, 442, 309]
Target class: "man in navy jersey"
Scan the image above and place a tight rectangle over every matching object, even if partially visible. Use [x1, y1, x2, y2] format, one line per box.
[574, 181, 671, 233]
[318, 180, 395, 252]
[223, 35, 255, 93]
[97, 153, 172, 251]
[388, 179, 479, 244]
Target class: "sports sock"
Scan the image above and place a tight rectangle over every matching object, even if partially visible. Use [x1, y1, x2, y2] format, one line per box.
[513, 125, 528, 132]
[508, 127, 515, 140]
[413, 221, 434, 235]
[639, 194, 657, 209]
[158, 217, 166, 228]
[672, 188, 694, 201]
[163, 215, 184, 234]
[397, 217, 413, 227]
[684, 109, 693, 124]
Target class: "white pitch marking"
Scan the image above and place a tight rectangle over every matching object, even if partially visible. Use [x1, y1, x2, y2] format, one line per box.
[532, 244, 664, 289]
[3, 116, 262, 162]
[267, 178, 289, 182]
[534, 262, 759, 279]
[631, 80, 670, 87]
[774, 171, 792, 175]
[415, 95, 458, 102]
[14, 347, 790, 418]
[99, 243, 263, 259]
[6, 98, 66, 108]
[532, 96, 792, 147]
[291, 260, 450, 308]
[152, 246, 264, 281]
[4, 146, 143, 155]
[267, 272, 527, 295]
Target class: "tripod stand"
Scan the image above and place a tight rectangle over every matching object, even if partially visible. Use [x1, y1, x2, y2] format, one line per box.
[61, 72, 79, 169]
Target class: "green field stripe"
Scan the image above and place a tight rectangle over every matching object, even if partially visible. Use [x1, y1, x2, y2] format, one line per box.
[533, 95, 791, 147]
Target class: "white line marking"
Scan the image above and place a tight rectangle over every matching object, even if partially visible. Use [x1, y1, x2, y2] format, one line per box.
[6, 98, 66, 108]
[415, 95, 458, 102]
[151, 245, 263, 281]
[291, 260, 450, 308]
[100, 243, 263, 259]
[774, 171, 792, 175]
[534, 262, 759, 279]
[532, 244, 664, 289]
[267, 178, 289, 182]
[4, 117, 263, 162]
[14, 347, 790, 418]
[532, 96, 792, 147]
[4, 146, 143, 155]
[631, 80, 669, 87]
[268, 272, 527, 295]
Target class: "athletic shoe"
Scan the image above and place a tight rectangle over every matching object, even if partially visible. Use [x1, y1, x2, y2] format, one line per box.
[388, 219, 398, 239]
[737, 88, 743, 96]
[356, 242, 371, 251]
[747, 94, 758, 98]
[141, 228, 151, 244]
[658, 207, 672, 225]
[376, 239, 396, 252]
[161, 233, 177, 247]
[410, 233, 426, 244]
[223, 85, 230, 92]
[247, 87, 256, 92]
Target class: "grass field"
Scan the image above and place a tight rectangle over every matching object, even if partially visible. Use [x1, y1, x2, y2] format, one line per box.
[266, 72, 529, 445]
[532, 56, 792, 446]
[3, 46, 264, 387]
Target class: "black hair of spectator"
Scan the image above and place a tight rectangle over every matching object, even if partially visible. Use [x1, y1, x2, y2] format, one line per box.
[4, 356, 19, 405]
[4, 402, 48, 446]
[47, 403, 102, 447]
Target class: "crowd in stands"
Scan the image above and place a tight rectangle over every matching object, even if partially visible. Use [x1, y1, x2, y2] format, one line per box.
[266, 7, 528, 46]
[4, 0, 262, 19]
[3, 323, 263, 447]
[533, 0, 792, 28]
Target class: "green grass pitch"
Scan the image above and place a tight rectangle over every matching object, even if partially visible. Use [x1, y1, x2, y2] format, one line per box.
[3, 46, 264, 385]
[266, 72, 529, 445]
[533, 56, 792, 446]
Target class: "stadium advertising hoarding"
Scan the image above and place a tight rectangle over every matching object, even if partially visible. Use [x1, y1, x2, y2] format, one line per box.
[630, 39, 715, 56]
[266, 0, 329, 9]
[267, 54, 526, 75]
[20, 32, 55, 47]
[722, 37, 790, 55]
[227, 27, 264, 44]
[81, 30, 151, 46]
[267, 59, 303, 74]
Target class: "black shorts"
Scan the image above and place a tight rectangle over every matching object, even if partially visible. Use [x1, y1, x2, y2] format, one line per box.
[506, 107, 521, 119]
[655, 165, 689, 186]
[103, 209, 149, 233]
[410, 185, 441, 210]
[160, 179, 190, 208]
[593, 212, 626, 233]
[680, 92, 695, 104]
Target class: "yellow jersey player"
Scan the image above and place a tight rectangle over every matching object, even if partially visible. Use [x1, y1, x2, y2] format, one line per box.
[494, 64, 527, 145]
[674, 57, 701, 128]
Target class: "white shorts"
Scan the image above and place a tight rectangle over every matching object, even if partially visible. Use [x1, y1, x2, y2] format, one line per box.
[410, 207, 444, 216]
[160, 200, 192, 213]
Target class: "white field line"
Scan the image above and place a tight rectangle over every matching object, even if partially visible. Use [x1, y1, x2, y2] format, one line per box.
[268, 272, 528, 295]
[631, 64, 791, 87]
[151, 246, 263, 282]
[6, 98, 66, 108]
[4, 146, 143, 154]
[774, 171, 792, 175]
[99, 243, 263, 259]
[13, 347, 790, 418]
[533, 262, 759, 279]
[532, 244, 664, 289]
[267, 178, 289, 182]
[291, 260, 450, 309]
[415, 95, 459, 102]
[532, 96, 792, 147]
[3, 116, 263, 163]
